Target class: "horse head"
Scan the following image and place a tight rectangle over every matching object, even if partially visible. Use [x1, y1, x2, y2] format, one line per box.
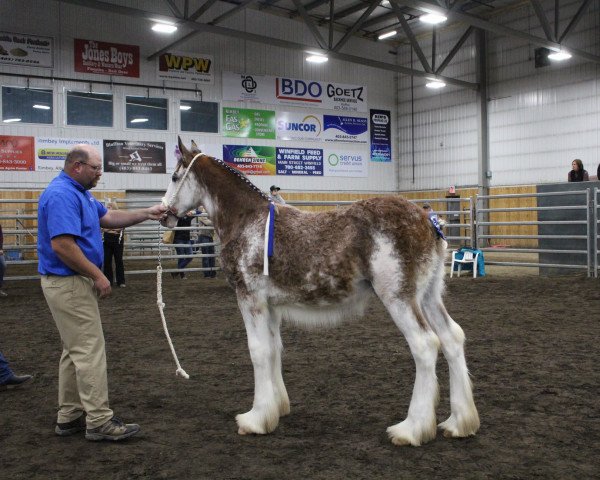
[161, 137, 205, 228]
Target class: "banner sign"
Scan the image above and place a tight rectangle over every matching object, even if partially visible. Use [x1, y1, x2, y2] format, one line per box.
[0, 135, 35, 171]
[74, 39, 139, 77]
[223, 71, 368, 112]
[222, 145, 276, 175]
[322, 115, 368, 144]
[36, 137, 102, 171]
[370, 109, 392, 162]
[276, 147, 323, 176]
[157, 51, 213, 84]
[103, 140, 165, 173]
[222, 107, 276, 139]
[0, 32, 53, 68]
[276, 112, 323, 142]
[323, 148, 368, 177]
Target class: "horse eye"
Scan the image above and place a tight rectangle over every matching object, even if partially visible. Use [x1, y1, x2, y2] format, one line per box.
[171, 173, 178, 182]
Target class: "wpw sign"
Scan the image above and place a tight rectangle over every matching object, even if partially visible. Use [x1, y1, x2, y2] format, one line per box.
[157, 51, 214, 84]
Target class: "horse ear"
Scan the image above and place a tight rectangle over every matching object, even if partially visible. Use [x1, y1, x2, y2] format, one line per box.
[178, 136, 189, 157]
[190, 140, 201, 154]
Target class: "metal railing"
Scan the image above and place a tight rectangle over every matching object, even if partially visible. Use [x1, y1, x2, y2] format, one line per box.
[475, 190, 594, 276]
[2, 190, 599, 279]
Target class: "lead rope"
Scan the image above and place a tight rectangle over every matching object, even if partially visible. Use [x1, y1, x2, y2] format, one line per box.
[155, 153, 202, 380]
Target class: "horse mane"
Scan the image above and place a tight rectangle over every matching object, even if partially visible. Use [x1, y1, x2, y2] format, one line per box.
[181, 154, 271, 202]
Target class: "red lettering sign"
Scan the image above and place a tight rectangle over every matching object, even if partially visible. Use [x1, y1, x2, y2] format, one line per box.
[74, 38, 139, 77]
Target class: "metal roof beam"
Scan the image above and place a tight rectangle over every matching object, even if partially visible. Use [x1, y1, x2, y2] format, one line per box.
[435, 25, 473, 74]
[290, 0, 329, 18]
[188, 0, 220, 22]
[529, 0, 555, 41]
[393, 0, 600, 65]
[391, 2, 432, 72]
[164, 0, 183, 18]
[57, 0, 477, 88]
[290, 0, 328, 49]
[558, 0, 593, 43]
[332, 0, 380, 52]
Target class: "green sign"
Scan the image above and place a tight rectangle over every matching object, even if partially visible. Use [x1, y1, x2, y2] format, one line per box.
[222, 107, 276, 139]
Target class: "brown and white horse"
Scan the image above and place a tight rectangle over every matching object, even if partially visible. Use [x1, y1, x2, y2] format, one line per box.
[161, 138, 480, 446]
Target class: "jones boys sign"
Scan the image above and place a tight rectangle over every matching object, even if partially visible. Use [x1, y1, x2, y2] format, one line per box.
[74, 39, 139, 77]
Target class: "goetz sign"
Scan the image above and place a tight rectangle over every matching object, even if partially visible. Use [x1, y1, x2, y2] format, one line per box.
[275, 77, 367, 112]
[222, 72, 368, 113]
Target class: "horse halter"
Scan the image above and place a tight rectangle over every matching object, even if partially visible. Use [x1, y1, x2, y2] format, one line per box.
[161, 152, 203, 217]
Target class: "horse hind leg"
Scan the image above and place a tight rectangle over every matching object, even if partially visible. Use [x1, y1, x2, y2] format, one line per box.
[421, 287, 480, 438]
[235, 296, 282, 435]
[380, 295, 441, 446]
[268, 307, 290, 417]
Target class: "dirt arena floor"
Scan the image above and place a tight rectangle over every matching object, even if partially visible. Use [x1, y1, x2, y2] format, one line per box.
[1, 269, 599, 480]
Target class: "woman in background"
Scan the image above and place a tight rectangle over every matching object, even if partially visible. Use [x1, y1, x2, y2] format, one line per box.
[102, 202, 126, 287]
[568, 159, 589, 182]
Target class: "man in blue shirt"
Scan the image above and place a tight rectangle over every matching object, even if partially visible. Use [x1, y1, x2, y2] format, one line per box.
[38, 144, 166, 442]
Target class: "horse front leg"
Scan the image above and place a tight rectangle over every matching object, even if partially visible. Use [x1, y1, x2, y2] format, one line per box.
[235, 295, 281, 435]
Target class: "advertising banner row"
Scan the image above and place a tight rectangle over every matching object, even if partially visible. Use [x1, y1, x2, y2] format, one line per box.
[0, 136, 369, 177]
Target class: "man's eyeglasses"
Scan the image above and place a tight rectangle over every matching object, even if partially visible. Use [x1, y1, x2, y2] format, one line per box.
[78, 161, 102, 172]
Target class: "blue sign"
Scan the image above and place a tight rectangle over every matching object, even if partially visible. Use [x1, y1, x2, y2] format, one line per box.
[370, 109, 391, 162]
[276, 147, 323, 176]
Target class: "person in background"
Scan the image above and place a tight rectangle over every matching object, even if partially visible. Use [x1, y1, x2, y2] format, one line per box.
[0, 224, 7, 297]
[102, 202, 126, 288]
[568, 159, 589, 182]
[197, 207, 216, 278]
[0, 351, 32, 389]
[269, 185, 286, 205]
[37, 144, 167, 442]
[172, 210, 195, 279]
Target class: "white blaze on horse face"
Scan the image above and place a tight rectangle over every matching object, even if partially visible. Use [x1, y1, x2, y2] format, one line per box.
[165, 166, 202, 219]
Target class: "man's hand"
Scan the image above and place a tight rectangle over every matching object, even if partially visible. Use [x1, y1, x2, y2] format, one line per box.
[93, 274, 112, 299]
[147, 203, 168, 220]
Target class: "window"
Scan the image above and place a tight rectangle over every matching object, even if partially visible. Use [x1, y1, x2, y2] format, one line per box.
[66, 91, 113, 127]
[2, 86, 53, 124]
[126, 96, 168, 130]
[180, 100, 219, 133]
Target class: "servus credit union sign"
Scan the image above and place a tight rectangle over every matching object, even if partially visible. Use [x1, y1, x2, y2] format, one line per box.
[74, 38, 139, 77]
[223, 71, 368, 113]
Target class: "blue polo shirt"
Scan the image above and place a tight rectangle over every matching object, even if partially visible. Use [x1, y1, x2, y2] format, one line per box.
[37, 171, 108, 276]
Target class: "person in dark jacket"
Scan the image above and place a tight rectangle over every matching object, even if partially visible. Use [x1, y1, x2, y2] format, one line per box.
[172, 211, 195, 279]
[568, 159, 589, 182]
[102, 202, 126, 287]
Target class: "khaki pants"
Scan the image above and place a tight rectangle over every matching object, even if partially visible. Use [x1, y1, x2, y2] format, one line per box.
[41, 275, 113, 428]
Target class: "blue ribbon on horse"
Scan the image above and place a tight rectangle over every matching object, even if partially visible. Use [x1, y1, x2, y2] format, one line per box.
[268, 202, 275, 257]
[429, 213, 445, 240]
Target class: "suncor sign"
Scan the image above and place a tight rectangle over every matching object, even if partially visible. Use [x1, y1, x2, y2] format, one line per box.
[276, 113, 323, 142]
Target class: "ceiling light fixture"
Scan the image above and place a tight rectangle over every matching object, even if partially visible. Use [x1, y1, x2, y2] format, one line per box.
[152, 22, 178, 34]
[179, 105, 192, 111]
[420, 13, 447, 25]
[378, 30, 397, 40]
[130, 117, 149, 123]
[33, 104, 51, 110]
[306, 53, 328, 64]
[547, 49, 572, 61]
[3, 118, 21, 123]
[425, 80, 446, 89]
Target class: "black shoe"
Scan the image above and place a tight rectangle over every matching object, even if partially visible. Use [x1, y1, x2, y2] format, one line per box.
[0, 374, 33, 389]
[171, 272, 178, 279]
[55, 413, 87, 436]
[85, 417, 140, 442]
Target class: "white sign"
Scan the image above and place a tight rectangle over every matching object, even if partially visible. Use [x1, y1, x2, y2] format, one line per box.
[223, 72, 368, 113]
[323, 148, 368, 177]
[276, 112, 323, 142]
[157, 51, 214, 84]
[35, 138, 102, 171]
[0, 31, 53, 68]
